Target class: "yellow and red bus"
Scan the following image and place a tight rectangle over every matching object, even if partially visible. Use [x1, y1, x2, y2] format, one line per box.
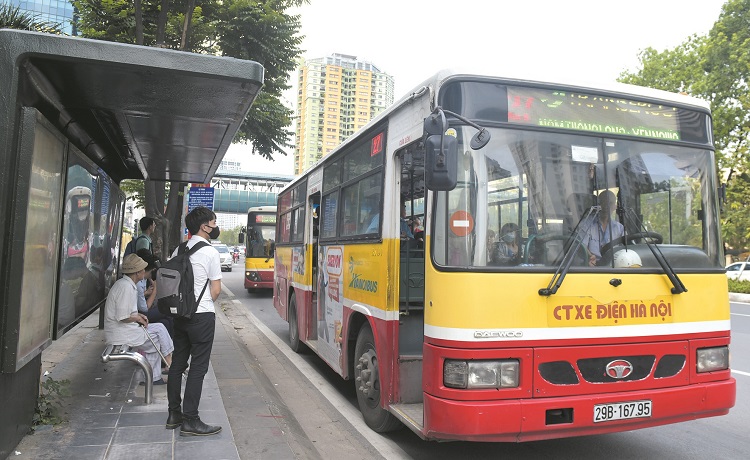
[242, 206, 276, 293]
[273, 71, 735, 441]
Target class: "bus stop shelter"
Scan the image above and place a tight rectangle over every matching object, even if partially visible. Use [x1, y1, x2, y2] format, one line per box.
[0, 29, 264, 457]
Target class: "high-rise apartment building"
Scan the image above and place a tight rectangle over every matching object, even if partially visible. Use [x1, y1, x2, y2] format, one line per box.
[294, 53, 394, 174]
[9, 0, 75, 35]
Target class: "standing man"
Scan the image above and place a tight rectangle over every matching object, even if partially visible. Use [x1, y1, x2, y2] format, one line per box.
[135, 216, 156, 254]
[166, 206, 223, 436]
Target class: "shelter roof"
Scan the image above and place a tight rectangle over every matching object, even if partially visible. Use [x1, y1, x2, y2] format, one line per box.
[0, 30, 264, 183]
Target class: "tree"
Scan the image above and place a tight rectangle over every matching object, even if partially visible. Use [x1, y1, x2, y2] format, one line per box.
[218, 226, 242, 246]
[618, 0, 750, 253]
[0, 3, 62, 33]
[119, 180, 145, 209]
[217, 0, 304, 159]
[72, 0, 306, 256]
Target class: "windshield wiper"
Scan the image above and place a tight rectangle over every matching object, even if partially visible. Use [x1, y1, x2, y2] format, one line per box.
[622, 207, 687, 294]
[539, 206, 600, 296]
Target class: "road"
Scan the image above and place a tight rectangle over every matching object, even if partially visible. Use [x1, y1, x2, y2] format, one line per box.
[222, 261, 750, 459]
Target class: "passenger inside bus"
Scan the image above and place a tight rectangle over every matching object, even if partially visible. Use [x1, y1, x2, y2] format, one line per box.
[581, 190, 624, 266]
[400, 201, 419, 251]
[410, 216, 424, 249]
[490, 222, 522, 266]
[364, 197, 380, 234]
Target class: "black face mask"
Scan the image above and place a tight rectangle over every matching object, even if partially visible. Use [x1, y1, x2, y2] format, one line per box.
[207, 225, 220, 240]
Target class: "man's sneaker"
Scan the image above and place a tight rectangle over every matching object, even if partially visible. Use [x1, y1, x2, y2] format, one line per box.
[180, 417, 222, 437]
[165, 411, 183, 430]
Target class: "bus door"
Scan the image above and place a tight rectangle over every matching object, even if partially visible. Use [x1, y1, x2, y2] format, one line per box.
[309, 192, 321, 338]
[397, 145, 426, 404]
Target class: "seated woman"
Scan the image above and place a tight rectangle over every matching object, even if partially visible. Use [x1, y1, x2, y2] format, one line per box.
[410, 217, 425, 249]
[491, 222, 522, 266]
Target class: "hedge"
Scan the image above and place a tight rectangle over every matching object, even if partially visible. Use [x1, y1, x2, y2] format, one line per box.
[728, 279, 750, 294]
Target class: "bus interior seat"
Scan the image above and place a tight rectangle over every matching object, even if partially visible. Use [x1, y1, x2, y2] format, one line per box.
[399, 256, 425, 305]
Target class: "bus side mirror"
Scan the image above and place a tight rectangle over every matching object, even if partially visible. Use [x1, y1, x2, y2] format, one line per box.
[238, 232, 245, 244]
[425, 134, 458, 191]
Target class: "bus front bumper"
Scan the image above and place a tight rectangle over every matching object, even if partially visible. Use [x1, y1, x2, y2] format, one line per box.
[245, 270, 273, 289]
[422, 378, 736, 442]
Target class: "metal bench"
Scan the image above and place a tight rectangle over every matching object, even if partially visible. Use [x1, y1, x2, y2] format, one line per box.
[101, 344, 153, 404]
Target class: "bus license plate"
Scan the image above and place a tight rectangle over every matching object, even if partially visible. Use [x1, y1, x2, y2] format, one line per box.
[593, 400, 652, 423]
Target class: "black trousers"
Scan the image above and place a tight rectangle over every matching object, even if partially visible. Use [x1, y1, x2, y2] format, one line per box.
[167, 312, 215, 418]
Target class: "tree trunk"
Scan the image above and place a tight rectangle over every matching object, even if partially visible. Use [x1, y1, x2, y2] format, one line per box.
[166, 182, 186, 254]
[155, 0, 170, 47]
[134, 0, 143, 45]
[180, 0, 196, 51]
[144, 181, 169, 260]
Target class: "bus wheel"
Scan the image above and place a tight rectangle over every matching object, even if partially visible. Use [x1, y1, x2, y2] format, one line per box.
[354, 323, 401, 432]
[288, 296, 302, 353]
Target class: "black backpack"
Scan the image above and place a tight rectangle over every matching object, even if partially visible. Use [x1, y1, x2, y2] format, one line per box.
[156, 241, 209, 318]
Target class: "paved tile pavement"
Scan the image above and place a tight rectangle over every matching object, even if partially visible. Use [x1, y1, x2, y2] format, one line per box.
[12, 309, 254, 460]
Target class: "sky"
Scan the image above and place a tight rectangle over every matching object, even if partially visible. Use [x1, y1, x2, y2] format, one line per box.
[227, 0, 729, 175]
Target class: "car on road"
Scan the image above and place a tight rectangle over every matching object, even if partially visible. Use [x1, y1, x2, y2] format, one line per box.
[726, 262, 750, 281]
[213, 243, 233, 271]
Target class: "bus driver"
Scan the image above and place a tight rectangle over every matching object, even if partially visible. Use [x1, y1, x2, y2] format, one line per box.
[582, 190, 624, 266]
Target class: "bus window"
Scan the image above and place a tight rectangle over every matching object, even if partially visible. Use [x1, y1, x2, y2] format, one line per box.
[321, 191, 338, 239]
[341, 173, 382, 237]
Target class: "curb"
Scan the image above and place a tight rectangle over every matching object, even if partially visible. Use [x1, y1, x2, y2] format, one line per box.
[729, 292, 750, 303]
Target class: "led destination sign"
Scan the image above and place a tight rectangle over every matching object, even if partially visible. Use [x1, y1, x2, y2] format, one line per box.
[507, 86, 685, 141]
[254, 215, 276, 224]
[439, 80, 710, 145]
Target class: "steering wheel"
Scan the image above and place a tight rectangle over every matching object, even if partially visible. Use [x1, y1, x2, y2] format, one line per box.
[600, 231, 663, 256]
[525, 233, 589, 265]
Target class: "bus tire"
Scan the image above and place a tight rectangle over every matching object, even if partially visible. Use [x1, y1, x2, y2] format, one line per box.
[354, 323, 401, 432]
[288, 295, 302, 353]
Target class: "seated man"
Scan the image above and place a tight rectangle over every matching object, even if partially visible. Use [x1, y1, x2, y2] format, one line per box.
[104, 254, 174, 385]
[582, 190, 624, 266]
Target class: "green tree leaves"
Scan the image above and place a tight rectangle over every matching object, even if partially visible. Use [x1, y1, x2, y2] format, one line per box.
[72, 1, 305, 252]
[618, 0, 750, 253]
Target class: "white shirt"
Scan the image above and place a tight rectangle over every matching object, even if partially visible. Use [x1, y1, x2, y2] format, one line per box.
[583, 217, 625, 261]
[171, 235, 222, 313]
[104, 275, 147, 346]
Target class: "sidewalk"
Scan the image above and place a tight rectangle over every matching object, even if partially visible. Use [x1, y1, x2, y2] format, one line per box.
[10, 291, 298, 460]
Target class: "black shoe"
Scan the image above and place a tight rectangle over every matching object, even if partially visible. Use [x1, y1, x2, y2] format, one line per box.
[165, 411, 183, 430]
[180, 417, 222, 437]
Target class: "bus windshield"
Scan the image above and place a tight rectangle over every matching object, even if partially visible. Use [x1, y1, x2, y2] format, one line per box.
[247, 212, 276, 258]
[432, 127, 722, 270]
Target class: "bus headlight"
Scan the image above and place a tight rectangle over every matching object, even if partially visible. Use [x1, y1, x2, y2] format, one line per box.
[443, 359, 520, 389]
[696, 346, 729, 373]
